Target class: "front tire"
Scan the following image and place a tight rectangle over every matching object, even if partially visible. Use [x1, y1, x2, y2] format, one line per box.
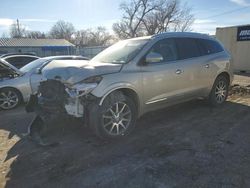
[209, 75, 229, 106]
[0, 88, 21, 110]
[89, 91, 137, 139]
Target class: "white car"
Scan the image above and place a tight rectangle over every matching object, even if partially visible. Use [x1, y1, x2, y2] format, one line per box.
[0, 56, 88, 110]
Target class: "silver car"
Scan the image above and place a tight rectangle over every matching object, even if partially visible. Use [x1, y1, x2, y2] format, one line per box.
[29, 32, 233, 139]
[0, 56, 88, 110]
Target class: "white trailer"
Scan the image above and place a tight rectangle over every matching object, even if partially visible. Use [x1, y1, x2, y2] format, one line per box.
[216, 25, 250, 72]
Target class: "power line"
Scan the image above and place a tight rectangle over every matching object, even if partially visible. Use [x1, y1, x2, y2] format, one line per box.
[202, 5, 250, 20]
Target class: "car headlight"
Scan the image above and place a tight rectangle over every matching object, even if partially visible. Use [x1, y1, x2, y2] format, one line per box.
[65, 76, 102, 98]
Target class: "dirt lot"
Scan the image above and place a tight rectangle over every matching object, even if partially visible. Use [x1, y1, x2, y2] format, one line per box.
[0, 75, 250, 188]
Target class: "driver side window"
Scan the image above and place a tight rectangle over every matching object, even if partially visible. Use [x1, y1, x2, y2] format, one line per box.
[148, 38, 178, 63]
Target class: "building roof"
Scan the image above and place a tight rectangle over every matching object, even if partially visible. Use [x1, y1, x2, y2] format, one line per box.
[217, 24, 250, 30]
[0, 38, 75, 47]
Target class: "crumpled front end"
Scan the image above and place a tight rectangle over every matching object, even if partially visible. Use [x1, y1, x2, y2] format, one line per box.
[27, 80, 69, 121]
[26, 78, 100, 122]
[27, 60, 122, 119]
[25, 79, 100, 145]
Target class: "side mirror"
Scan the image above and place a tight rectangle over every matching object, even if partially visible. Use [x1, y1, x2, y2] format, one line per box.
[145, 52, 163, 64]
[35, 68, 41, 74]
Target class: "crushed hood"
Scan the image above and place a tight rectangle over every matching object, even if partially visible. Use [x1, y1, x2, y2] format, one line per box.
[42, 60, 122, 85]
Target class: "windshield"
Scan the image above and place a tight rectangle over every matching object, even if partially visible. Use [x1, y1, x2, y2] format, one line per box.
[91, 39, 150, 64]
[20, 58, 49, 73]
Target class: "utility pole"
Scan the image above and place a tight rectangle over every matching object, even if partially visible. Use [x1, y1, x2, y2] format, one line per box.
[17, 19, 21, 38]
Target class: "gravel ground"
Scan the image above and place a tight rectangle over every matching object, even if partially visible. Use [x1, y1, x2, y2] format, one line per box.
[0, 74, 250, 188]
[233, 73, 250, 86]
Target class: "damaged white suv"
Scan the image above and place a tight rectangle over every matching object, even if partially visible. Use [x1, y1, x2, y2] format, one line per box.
[28, 32, 233, 139]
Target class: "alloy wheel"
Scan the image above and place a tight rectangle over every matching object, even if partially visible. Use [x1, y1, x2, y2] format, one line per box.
[0, 90, 19, 110]
[215, 80, 227, 104]
[102, 101, 132, 136]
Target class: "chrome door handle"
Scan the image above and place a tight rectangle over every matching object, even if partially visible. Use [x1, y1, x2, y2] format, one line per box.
[204, 64, 210, 68]
[175, 69, 183, 74]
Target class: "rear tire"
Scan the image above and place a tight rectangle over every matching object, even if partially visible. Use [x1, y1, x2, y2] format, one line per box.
[89, 91, 137, 139]
[209, 75, 229, 106]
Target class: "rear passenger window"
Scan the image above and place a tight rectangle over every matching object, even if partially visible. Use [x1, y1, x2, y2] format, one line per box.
[175, 38, 200, 60]
[148, 38, 178, 63]
[196, 39, 224, 55]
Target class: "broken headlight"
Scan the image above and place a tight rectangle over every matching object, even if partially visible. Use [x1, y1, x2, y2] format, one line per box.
[65, 76, 102, 98]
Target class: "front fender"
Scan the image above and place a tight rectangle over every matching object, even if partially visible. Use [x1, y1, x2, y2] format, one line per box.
[91, 82, 139, 106]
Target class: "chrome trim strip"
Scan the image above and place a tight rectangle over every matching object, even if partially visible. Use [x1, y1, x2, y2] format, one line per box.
[146, 97, 168, 105]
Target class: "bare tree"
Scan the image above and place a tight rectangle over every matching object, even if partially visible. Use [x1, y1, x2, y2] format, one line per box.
[74, 29, 92, 47]
[26, 31, 46, 39]
[113, 0, 158, 39]
[74, 27, 114, 47]
[9, 21, 27, 38]
[171, 3, 194, 32]
[113, 0, 194, 39]
[49, 20, 75, 41]
[88, 27, 114, 46]
[143, 0, 194, 34]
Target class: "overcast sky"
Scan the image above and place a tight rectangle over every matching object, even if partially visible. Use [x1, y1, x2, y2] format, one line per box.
[0, 0, 250, 36]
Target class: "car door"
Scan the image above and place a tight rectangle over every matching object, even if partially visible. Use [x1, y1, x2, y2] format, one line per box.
[174, 38, 207, 97]
[196, 38, 225, 90]
[140, 38, 195, 110]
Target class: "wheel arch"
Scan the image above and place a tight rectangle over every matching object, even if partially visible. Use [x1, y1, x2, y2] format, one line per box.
[216, 71, 230, 83]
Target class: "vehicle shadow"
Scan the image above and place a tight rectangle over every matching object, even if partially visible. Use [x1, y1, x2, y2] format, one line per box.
[2, 97, 250, 188]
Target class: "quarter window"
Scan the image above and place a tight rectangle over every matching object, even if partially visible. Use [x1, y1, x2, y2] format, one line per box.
[196, 39, 224, 55]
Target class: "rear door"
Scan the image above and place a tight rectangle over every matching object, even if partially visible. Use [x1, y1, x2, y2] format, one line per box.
[174, 37, 205, 98]
[196, 39, 225, 90]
